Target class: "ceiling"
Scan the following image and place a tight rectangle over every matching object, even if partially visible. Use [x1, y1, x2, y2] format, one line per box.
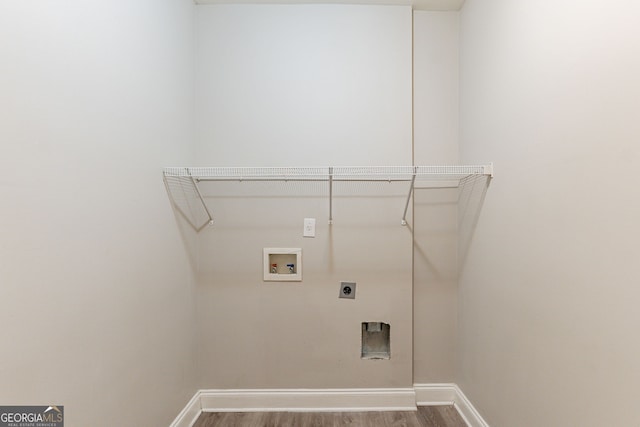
[194, 0, 465, 11]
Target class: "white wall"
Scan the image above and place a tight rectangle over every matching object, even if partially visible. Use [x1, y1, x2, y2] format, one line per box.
[0, 1, 197, 426]
[412, 11, 460, 383]
[413, 11, 459, 165]
[458, 0, 640, 425]
[194, 4, 414, 389]
[195, 4, 412, 166]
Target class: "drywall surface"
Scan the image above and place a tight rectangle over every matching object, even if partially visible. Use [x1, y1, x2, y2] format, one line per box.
[413, 11, 459, 164]
[194, 4, 414, 388]
[0, 1, 198, 426]
[412, 11, 459, 383]
[194, 4, 412, 166]
[458, 0, 640, 425]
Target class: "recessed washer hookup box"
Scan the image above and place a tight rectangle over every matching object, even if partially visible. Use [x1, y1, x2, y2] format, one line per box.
[263, 248, 302, 282]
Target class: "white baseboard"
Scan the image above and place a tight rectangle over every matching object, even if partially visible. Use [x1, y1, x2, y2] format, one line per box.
[171, 384, 489, 427]
[414, 383, 490, 427]
[452, 384, 490, 427]
[199, 388, 417, 412]
[168, 392, 201, 427]
[414, 383, 458, 405]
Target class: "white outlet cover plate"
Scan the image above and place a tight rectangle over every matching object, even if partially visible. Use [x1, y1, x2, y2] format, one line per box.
[303, 218, 316, 237]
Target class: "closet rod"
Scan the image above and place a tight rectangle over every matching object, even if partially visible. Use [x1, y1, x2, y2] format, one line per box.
[194, 178, 417, 183]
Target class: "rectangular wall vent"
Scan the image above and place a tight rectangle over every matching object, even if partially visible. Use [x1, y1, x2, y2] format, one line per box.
[361, 322, 390, 360]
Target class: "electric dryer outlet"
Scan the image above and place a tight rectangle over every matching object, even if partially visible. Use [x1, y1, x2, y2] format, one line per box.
[339, 282, 356, 299]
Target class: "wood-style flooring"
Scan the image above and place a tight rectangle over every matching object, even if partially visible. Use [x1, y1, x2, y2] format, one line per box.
[193, 406, 467, 427]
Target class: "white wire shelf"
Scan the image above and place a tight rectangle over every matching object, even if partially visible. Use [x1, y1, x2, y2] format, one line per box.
[164, 165, 492, 181]
[163, 165, 493, 231]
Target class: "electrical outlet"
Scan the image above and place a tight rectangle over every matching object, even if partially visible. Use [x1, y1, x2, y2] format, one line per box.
[303, 218, 316, 237]
[339, 281, 356, 299]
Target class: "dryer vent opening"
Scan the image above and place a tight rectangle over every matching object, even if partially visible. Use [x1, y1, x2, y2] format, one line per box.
[361, 322, 390, 360]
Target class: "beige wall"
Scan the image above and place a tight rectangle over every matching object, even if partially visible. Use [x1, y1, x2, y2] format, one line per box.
[458, 0, 640, 425]
[194, 4, 415, 389]
[412, 11, 460, 383]
[0, 1, 198, 426]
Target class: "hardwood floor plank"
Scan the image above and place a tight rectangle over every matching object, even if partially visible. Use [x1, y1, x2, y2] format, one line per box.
[263, 412, 295, 427]
[222, 412, 257, 427]
[192, 411, 224, 427]
[384, 411, 422, 427]
[362, 411, 387, 427]
[335, 411, 365, 426]
[418, 407, 444, 427]
[436, 406, 467, 427]
[416, 406, 467, 427]
[194, 406, 467, 427]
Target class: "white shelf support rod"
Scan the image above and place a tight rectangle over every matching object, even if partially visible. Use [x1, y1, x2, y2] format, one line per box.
[401, 168, 417, 226]
[328, 166, 334, 225]
[485, 162, 494, 178]
[188, 168, 214, 227]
